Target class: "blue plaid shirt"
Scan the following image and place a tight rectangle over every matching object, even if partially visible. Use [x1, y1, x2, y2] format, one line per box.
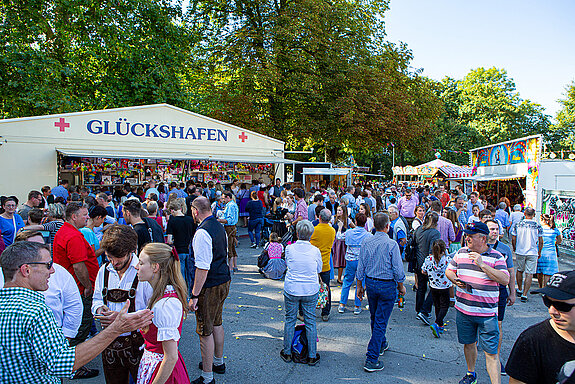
[0, 287, 76, 383]
[222, 200, 239, 226]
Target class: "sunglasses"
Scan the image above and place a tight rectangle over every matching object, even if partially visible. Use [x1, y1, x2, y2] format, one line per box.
[543, 295, 575, 313]
[21, 260, 54, 270]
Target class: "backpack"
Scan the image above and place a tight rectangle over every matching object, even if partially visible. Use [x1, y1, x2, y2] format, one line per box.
[404, 227, 419, 263]
[142, 217, 165, 243]
[291, 324, 309, 364]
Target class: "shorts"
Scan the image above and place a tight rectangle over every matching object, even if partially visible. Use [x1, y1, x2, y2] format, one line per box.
[195, 280, 230, 336]
[497, 286, 508, 321]
[456, 310, 499, 354]
[515, 254, 537, 274]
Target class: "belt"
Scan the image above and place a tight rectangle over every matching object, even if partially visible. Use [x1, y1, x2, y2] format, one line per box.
[366, 276, 394, 282]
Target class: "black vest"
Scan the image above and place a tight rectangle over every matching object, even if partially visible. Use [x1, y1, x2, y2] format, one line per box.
[198, 216, 231, 288]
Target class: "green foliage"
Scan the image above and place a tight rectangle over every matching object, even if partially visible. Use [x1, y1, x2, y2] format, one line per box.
[550, 81, 575, 150]
[0, 0, 195, 117]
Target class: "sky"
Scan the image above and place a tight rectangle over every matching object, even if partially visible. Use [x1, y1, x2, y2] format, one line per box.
[383, 0, 575, 118]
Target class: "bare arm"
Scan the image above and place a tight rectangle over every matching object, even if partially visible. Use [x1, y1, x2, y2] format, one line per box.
[72, 262, 93, 296]
[74, 301, 152, 370]
[151, 340, 178, 384]
[508, 378, 526, 384]
[538, 236, 543, 257]
[188, 268, 209, 311]
[507, 267, 516, 306]
[557, 234, 563, 245]
[468, 252, 509, 286]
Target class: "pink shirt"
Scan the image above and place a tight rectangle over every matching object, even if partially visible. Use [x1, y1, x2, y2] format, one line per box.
[397, 195, 419, 218]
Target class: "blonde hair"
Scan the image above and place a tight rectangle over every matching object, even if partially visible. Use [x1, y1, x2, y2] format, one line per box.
[141, 243, 188, 315]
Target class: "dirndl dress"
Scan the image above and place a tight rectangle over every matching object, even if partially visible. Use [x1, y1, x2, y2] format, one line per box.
[137, 287, 190, 384]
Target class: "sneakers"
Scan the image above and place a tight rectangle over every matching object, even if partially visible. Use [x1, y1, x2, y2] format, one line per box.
[198, 362, 225, 374]
[521, 295, 528, 302]
[321, 314, 330, 322]
[501, 361, 507, 376]
[458, 373, 477, 384]
[191, 377, 215, 384]
[363, 360, 384, 372]
[353, 306, 362, 315]
[430, 323, 441, 338]
[379, 342, 389, 356]
[280, 349, 292, 362]
[308, 353, 320, 366]
[250, 243, 257, 248]
[338, 304, 345, 313]
[516, 289, 523, 296]
[416, 312, 431, 326]
[439, 325, 445, 334]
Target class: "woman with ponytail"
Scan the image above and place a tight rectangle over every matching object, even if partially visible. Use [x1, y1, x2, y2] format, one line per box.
[136, 243, 190, 384]
[421, 239, 452, 338]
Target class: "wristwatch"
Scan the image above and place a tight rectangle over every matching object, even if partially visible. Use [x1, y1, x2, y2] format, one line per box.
[191, 293, 200, 299]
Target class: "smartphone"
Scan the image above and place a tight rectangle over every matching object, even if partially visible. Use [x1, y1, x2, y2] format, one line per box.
[455, 279, 473, 293]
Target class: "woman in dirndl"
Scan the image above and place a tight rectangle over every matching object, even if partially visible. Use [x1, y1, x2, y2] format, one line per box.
[136, 243, 190, 384]
[331, 205, 350, 284]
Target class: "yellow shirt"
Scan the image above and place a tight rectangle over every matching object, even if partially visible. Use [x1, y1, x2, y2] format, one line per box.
[310, 223, 336, 272]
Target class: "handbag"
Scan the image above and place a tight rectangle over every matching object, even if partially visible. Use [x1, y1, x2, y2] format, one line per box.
[257, 248, 270, 268]
[316, 282, 328, 309]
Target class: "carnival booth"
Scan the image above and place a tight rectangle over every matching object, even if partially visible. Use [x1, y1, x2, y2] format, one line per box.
[392, 157, 472, 188]
[302, 167, 352, 190]
[0, 104, 289, 200]
[470, 135, 542, 209]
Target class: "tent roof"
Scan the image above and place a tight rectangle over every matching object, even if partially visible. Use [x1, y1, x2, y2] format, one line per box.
[416, 159, 458, 168]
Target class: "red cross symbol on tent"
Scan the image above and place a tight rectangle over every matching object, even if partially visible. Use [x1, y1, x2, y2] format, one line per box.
[54, 118, 70, 132]
[239, 132, 248, 143]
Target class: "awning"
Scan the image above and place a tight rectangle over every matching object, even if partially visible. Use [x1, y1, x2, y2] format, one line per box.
[441, 165, 472, 178]
[56, 148, 298, 164]
[473, 174, 526, 181]
[302, 167, 350, 176]
[354, 173, 387, 178]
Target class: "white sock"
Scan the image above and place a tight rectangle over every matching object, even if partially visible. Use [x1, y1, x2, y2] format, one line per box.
[202, 371, 214, 382]
[214, 356, 224, 366]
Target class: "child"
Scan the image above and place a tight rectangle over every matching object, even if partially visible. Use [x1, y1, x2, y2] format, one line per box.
[421, 239, 452, 338]
[261, 232, 286, 280]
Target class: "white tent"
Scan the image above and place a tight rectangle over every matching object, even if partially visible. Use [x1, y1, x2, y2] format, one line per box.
[0, 104, 287, 200]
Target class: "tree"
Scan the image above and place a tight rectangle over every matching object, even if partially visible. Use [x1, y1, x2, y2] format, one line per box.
[550, 81, 575, 150]
[190, 0, 442, 162]
[0, 0, 195, 118]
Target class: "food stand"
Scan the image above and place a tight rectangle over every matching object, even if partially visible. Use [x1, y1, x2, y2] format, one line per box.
[470, 135, 542, 208]
[0, 104, 290, 200]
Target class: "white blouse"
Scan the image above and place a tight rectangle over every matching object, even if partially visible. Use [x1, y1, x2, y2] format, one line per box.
[152, 286, 183, 342]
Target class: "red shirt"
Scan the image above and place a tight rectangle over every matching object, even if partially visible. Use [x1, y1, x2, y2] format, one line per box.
[53, 222, 99, 295]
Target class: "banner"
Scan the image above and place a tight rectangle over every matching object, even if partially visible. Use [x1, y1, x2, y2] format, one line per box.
[541, 189, 575, 253]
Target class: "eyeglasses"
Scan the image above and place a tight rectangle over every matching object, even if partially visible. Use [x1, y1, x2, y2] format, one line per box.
[543, 295, 575, 313]
[21, 260, 54, 270]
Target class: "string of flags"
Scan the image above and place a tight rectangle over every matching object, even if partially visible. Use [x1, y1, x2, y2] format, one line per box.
[432, 148, 467, 154]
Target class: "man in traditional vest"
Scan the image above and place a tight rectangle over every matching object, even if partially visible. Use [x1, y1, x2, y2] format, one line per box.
[92, 224, 153, 384]
[189, 196, 232, 384]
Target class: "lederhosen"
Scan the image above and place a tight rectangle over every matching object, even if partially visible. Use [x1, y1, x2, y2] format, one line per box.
[101, 264, 145, 384]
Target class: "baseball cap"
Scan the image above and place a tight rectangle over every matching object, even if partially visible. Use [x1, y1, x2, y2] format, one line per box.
[385, 188, 391, 194]
[532, 271, 575, 300]
[462, 221, 489, 236]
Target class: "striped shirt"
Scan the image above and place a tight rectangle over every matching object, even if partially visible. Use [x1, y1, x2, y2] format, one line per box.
[446, 247, 509, 317]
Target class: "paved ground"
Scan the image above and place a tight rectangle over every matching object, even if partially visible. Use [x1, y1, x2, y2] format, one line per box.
[71, 231, 559, 384]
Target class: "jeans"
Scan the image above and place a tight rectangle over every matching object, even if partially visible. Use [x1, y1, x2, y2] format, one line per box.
[340, 260, 361, 307]
[365, 278, 396, 363]
[283, 291, 318, 359]
[430, 287, 450, 326]
[248, 218, 264, 245]
[319, 270, 331, 316]
[415, 269, 433, 315]
[178, 253, 194, 293]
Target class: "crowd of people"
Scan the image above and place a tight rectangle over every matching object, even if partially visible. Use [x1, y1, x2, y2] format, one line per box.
[0, 177, 573, 384]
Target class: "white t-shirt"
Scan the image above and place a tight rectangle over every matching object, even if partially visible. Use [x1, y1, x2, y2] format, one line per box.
[511, 218, 543, 256]
[0, 264, 83, 338]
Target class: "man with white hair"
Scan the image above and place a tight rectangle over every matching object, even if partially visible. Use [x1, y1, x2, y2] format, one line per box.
[509, 205, 524, 234]
[494, 202, 510, 234]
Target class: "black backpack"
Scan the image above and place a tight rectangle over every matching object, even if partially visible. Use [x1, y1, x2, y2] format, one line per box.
[404, 227, 419, 263]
